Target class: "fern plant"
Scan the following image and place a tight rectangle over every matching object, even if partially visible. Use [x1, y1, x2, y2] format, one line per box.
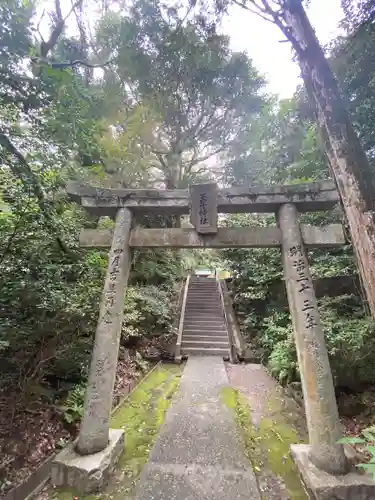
[338, 427, 375, 478]
[61, 384, 86, 424]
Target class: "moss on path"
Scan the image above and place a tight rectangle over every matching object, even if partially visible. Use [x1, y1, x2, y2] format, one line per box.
[48, 363, 182, 500]
[221, 386, 308, 500]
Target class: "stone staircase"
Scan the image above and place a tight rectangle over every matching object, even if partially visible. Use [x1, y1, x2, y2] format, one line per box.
[181, 276, 230, 357]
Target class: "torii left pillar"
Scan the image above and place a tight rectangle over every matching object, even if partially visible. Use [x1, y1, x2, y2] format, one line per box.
[52, 208, 132, 494]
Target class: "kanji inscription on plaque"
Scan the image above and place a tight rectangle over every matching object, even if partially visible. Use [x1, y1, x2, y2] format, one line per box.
[190, 183, 218, 234]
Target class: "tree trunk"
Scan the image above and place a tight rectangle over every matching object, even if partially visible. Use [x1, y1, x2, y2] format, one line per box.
[282, 0, 375, 318]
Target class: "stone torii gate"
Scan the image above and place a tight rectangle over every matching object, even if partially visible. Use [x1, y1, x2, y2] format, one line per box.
[52, 181, 367, 497]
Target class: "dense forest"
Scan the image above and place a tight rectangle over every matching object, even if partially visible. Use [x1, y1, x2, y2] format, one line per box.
[1, 0, 375, 493]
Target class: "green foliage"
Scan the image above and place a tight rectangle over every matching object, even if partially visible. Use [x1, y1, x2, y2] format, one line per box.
[221, 88, 371, 390]
[61, 384, 86, 424]
[96, 0, 266, 188]
[1, 0, 374, 480]
[123, 285, 177, 338]
[339, 425, 375, 479]
[0, 0, 201, 413]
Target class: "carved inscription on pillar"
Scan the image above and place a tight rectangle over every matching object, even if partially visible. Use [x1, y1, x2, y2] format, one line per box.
[190, 183, 218, 234]
[278, 203, 348, 475]
[288, 244, 318, 330]
[76, 208, 132, 456]
[102, 248, 124, 323]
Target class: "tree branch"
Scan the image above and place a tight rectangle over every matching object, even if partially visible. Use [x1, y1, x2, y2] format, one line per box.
[36, 9, 46, 43]
[40, 0, 83, 58]
[50, 57, 116, 69]
[186, 145, 226, 170]
[232, 0, 274, 22]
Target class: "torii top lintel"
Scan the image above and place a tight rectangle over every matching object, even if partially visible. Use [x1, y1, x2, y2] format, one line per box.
[66, 180, 339, 217]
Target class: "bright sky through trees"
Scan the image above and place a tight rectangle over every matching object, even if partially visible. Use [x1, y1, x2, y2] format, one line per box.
[222, 0, 344, 97]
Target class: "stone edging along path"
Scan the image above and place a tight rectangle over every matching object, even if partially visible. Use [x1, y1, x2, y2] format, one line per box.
[1, 362, 163, 500]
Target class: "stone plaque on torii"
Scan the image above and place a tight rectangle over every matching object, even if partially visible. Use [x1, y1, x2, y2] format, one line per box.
[189, 183, 218, 234]
[51, 180, 362, 498]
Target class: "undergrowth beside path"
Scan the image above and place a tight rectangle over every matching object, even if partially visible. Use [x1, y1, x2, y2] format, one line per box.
[39, 363, 182, 500]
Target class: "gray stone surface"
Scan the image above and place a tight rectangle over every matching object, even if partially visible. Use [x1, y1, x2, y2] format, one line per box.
[68, 180, 339, 216]
[278, 203, 348, 474]
[291, 444, 375, 500]
[51, 428, 124, 494]
[76, 208, 132, 455]
[138, 463, 259, 500]
[190, 183, 218, 235]
[135, 357, 260, 500]
[79, 224, 345, 249]
[181, 278, 229, 356]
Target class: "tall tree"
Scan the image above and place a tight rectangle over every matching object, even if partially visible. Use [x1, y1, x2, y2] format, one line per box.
[95, 0, 266, 188]
[219, 0, 375, 318]
[223, 96, 328, 186]
[330, 1, 375, 160]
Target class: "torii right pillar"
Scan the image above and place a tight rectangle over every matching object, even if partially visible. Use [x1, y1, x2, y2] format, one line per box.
[278, 203, 375, 498]
[278, 203, 347, 473]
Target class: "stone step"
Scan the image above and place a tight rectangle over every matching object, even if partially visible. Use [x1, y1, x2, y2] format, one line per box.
[184, 312, 223, 317]
[184, 320, 226, 327]
[187, 294, 220, 298]
[189, 282, 216, 286]
[187, 299, 220, 303]
[183, 327, 227, 333]
[188, 289, 219, 292]
[183, 321, 226, 327]
[188, 289, 218, 293]
[185, 306, 222, 311]
[184, 317, 224, 323]
[189, 284, 218, 287]
[184, 310, 223, 315]
[183, 335, 228, 342]
[187, 298, 220, 302]
[186, 298, 221, 303]
[184, 315, 225, 322]
[183, 324, 226, 330]
[187, 293, 220, 296]
[187, 295, 220, 304]
[189, 281, 217, 284]
[183, 329, 227, 336]
[185, 309, 223, 314]
[182, 340, 229, 349]
[184, 311, 223, 316]
[180, 346, 229, 356]
[189, 283, 218, 286]
[187, 293, 219, 297]
[186, 303, 221, 306]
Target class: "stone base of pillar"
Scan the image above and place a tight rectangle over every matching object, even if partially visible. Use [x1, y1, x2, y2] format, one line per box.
[291, 444, 375, 499]
[51, 429, 124, 494]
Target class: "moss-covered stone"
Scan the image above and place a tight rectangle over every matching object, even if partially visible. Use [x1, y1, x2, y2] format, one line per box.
[221, 387, 308, 500]
[48, 364, 182, 500]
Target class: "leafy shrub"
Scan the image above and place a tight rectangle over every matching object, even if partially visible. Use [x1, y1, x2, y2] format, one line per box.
[339, 427, 375, 479]
[61, 384, 86, 424]
[0, 189, 183, 396]
[242, 295, 375, 390]
[122, 285, 176, 338]
[221, 214, 374, 390]
[319, 295, 375, 390]
[268, 337, 298, 386]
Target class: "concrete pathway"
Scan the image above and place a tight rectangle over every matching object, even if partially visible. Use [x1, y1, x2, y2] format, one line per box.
[135, 357, 260, 500]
